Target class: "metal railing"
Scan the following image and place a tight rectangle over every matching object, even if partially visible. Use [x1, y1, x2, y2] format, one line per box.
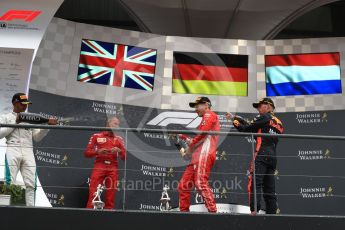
[2, 123, 345, 140]
[1, 123, 345, 214]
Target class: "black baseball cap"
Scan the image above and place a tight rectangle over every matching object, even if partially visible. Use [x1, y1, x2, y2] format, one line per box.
[253, 97, 275, 109]
[12, 93, 32, 105]
[189, 97, 211, 108]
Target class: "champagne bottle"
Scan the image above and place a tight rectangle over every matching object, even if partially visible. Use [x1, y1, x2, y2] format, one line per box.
[233, 115, 250, 125]
[18, 112, 50, 124]
[169, 134, 191, 160]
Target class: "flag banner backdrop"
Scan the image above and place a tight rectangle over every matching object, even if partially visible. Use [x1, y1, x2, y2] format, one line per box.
[77, 39, 157, 91]
[31, 17, 345, 113]
[172, 52, 248, 96]
[265, 53, 342, 96]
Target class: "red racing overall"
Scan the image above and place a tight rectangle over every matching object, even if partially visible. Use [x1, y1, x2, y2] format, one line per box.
[178, 110, 220, 212]
[84, 131, 126, 209]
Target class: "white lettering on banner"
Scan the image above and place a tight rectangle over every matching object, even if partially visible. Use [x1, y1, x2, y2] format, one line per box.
[297, 118, 321, 124]
[143, 133, 169, 140]
[301, 188, 326, 193]
[141, 165, 166, 171]
[142, 171, 166, 177]
[35, 150, 62, 165]
[141, 165, 167, 177]
[139, 204, 161, 211]
[36, 157, 60, 164]
[300, 187, 333, 199]
[91, 102, 117, 114]
[296, 113, 327, 124]
[298, 150, 323, 156]
[245, 136, 256, 143]
[301, 193, 326, 198]
[299, 155, 324, 160]
[297, 149, 330, 160]
[92, 102, 117, 110]
[45, 192, 64, 205]
[296, 114, 321, 119]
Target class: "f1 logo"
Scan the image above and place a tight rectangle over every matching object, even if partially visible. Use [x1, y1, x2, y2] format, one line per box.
[147, 112, 202, 128]
[0, 10, 41, 22]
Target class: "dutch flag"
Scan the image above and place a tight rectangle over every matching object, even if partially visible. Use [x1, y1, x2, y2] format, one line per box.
[265, 53, 342, 96]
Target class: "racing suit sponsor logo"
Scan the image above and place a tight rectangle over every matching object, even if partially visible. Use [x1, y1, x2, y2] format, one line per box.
[96, 137, 107, 144]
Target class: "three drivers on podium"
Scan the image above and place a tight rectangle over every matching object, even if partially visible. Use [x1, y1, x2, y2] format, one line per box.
[0, 93, 283, 214]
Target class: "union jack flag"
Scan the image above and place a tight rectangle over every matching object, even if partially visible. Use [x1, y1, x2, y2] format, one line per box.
[77, 39, 157, 91]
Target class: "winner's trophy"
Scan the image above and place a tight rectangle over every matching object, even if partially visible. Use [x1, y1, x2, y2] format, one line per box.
[160, 185, 171, 211]
[92, 184, 105, 210]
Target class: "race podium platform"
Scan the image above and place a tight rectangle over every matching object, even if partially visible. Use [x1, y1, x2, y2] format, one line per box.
[1, 205, 345, 230]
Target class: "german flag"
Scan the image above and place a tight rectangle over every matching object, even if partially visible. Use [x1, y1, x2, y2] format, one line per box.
[172, 52, 248, 96]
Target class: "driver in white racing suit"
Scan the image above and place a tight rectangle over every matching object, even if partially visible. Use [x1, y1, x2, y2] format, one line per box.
[0, 93, 57, 206]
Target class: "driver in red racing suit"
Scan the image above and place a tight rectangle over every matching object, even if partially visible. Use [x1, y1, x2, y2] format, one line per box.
[84, 117, 126, 209]
[178, 97, 220, 213]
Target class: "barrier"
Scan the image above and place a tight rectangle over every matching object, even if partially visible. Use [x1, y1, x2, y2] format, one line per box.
[1, 123, 345, 215]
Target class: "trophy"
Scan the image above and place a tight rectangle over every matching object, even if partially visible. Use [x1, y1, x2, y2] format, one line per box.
[92, 184, 105, 210]
[160, 185, 171, 211]
[169, 134, 192, 160]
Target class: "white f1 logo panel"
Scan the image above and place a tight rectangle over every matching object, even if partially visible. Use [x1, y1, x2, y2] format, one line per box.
[147, 112, 202, 128]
